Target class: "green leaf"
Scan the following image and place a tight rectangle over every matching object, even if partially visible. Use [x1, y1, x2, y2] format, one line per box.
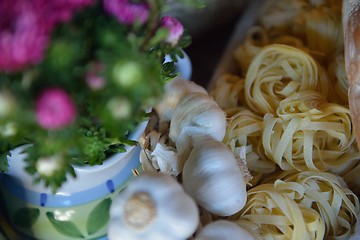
[149, 28, 169, 46]
[86, 198, 112, 235]
[0, 151, 9, 172]
[178, 33, 192, 48]
[13, 208, 40, 228]
[46, 212, 84, 238]
[121, 139, 137, 146]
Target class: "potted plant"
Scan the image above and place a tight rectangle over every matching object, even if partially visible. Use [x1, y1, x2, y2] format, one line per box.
[0, 0, 199, 239]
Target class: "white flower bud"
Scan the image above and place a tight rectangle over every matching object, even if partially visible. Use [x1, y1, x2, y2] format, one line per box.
[36, 156, 63, 177]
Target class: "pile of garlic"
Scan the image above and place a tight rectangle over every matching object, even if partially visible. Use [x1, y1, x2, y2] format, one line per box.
[108, 78, 254, 240]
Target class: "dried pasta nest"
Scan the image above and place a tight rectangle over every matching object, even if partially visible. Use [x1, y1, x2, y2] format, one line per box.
[232, 171, 359, 239]
[244, 44, 329, 115]
[224, 107, 276, 186]
[231, 182, 326, 239]
[262, 90, 355, 172]
[210, 74, 246, 109]
[264, 171, 360, 239]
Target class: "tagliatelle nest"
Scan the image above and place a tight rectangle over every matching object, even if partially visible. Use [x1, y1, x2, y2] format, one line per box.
[245, 44, 329, 116]
[231, 182, 326, 239]
[263, 171, 360, 239]
[210, 74, 246, 109]
[224, 107, 275, 186]
[208, 0, 360, 238]
[231, 171, 359, 239]
[262, 90, 355, 172]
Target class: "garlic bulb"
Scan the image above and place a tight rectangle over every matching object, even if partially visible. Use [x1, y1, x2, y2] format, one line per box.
[108, 173, 199, 240]
[169, 92, 226, 143]
[182, 137, 247, 216]
[155, 78, 207, 122]
[169, 92, 227, 171]
[196, 220, 255, 240]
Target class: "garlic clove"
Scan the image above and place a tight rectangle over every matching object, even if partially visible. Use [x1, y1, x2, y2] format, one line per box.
[175, 126, 212, 172]
[182, 136, 247, 216]
[195, 220, 255, 240]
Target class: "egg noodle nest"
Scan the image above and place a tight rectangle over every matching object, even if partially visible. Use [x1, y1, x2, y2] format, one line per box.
[210, 0, 360, 239]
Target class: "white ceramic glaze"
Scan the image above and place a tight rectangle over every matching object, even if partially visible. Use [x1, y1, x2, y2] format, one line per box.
[164, 50, 192, 80]
[4, 120, 147, 196]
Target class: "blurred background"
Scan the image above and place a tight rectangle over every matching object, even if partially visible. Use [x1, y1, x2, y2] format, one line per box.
[165, 0, 250, 87]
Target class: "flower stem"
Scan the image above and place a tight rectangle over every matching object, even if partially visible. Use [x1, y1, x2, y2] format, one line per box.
[141, 0, 161, 52]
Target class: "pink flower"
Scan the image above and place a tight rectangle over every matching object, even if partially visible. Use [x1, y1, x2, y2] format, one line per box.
[86, 75, 106, 90]
[103, 0, 149, 25]
[41, 0, 95, 26]
[161, 16, 184, 46]
[35, 88, 77, 130]
[0, 0, 51, 72]
[86, 63, 106, 90]
[0, 0, 94, 72]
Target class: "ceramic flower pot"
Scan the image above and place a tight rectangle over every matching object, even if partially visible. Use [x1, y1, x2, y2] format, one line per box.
[0, 120, 147, 240]
[0, 52, 192, 240]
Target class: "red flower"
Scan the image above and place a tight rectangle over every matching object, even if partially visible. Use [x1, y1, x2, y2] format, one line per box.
[86, 62, 106, 90]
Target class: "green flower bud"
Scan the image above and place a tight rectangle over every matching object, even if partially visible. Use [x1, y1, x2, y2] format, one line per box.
[0, 91, 15, 118]
[107, 97, 132, 119]
[0, 122, 17, 137]
[113, 61, 143, 87]
[48, 39, 86, 70]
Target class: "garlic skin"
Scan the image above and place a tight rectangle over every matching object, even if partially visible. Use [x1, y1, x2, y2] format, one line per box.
[140, 140, 179, 175]
[139, 112, 180, 176]
[155, 78, 207, 122]
[196, 220, 255, 240]
[108, 173, 199, 240]
[182, 137, 247, 216]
